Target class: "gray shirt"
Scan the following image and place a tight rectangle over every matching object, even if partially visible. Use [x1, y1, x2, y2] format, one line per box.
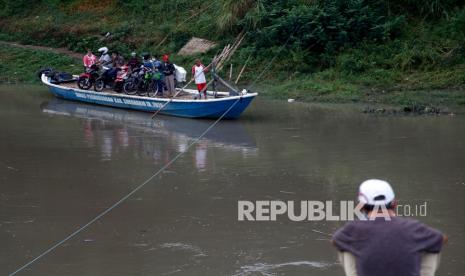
[99, 54, 112, 68]
[333, 216, 443, 276]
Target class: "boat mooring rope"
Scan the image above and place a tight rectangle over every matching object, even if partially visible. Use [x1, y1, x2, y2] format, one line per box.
[8, 99, 241, 276]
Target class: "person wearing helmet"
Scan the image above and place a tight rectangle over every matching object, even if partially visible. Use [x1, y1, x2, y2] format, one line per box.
[127, 52, 141, 70]
[96, 47, 113, 88]
[332, 179, 447, 276]
[161, 54, 176, 97]
[97, 47, 111, 67]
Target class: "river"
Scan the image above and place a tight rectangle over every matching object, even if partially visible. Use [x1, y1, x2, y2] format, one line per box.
[1, 86, 464, 275]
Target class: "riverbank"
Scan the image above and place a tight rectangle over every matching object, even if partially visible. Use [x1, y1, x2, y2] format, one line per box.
[2, 42, 464, 111]
[256, 72, 465, 108]
[0, 43, 80, 84]
[1, 1, 465, 110]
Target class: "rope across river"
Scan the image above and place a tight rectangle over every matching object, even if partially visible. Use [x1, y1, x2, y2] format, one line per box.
[8, 98, 242, 276]
[9, 24, 301, 276]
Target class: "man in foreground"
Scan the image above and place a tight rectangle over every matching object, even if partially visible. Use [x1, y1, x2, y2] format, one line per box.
[332, 179, 447, 276]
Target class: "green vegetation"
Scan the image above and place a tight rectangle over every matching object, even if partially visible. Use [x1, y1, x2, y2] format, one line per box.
[0, 44, 80, 83]
[1, 0, 465, 107]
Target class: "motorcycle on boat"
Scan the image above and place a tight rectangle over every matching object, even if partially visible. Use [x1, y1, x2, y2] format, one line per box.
[77, 64, 100, 90]
[94, 65, 129, 93]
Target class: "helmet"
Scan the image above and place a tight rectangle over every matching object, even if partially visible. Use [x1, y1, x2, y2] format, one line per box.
[131, 52, 137, 57]
[98, 47, 109, 54]
[162, 54, 169, 62]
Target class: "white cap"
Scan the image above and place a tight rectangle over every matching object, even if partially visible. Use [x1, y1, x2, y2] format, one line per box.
[358, 179, 395, 205]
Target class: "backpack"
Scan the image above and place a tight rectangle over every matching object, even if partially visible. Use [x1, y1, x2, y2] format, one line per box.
[50, 72, 74, 84]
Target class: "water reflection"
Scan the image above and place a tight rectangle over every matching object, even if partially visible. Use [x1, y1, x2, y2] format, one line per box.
[3, 87, 464, 275]
[194, 142, 208, 172]
[41, 99, 257, 169]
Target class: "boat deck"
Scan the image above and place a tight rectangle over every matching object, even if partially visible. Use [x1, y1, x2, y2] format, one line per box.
[60, 81, 217, 100]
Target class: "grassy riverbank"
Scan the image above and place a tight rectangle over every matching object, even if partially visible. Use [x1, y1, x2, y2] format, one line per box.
[1, 42, 465, 108]
[0, 44, 80, 84]
[257, 60, 465, 106]
[259, 77, 465, 107]
[1, 0, 465, 108]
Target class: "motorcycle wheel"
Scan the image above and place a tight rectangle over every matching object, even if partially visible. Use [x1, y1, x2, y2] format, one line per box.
[114, 82, 123, 93]
[77, 77, 92, 90]
[137, 84, 148, 96]
[147, 81, 157, 97]
[123, 80, 138, 95]
[94, 78, 105, 92]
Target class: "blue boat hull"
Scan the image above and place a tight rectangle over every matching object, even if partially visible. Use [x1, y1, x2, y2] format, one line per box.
[42, 76, 256, 119]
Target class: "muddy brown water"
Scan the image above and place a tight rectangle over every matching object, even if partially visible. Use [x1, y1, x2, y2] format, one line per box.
[1, 86, 464, 275]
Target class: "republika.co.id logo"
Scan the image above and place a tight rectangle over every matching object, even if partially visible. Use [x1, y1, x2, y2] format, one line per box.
[237, 200, 428, 221]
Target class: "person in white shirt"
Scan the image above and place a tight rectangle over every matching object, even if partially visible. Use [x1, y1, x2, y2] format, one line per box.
[191, 59, 209, 99]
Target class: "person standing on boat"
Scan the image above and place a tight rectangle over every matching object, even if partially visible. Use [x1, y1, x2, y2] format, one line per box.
[192, 59, 209, 99]
[162, 54, 176, 97]
[83, 48, 97, 69]
[332, 179, 447, 276]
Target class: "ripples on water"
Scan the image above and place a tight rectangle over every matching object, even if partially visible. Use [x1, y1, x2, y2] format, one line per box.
[234, 260, 335, 276]
[2, 87, 465, 275]
[159, 242, 207, 257]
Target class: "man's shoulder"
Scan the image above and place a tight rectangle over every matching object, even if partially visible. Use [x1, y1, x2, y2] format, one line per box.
[391, 216, 431, 229]
[337, 216, 440, 234]
[337, 217, 419, 231]
[334, 220, 365, 237]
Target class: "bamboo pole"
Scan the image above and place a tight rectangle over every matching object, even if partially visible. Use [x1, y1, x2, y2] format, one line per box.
[229, 64, 233, 81]
[151, 32, 246, 119]
[235, 55, 251, 84]
[151, 46, 233, 119]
